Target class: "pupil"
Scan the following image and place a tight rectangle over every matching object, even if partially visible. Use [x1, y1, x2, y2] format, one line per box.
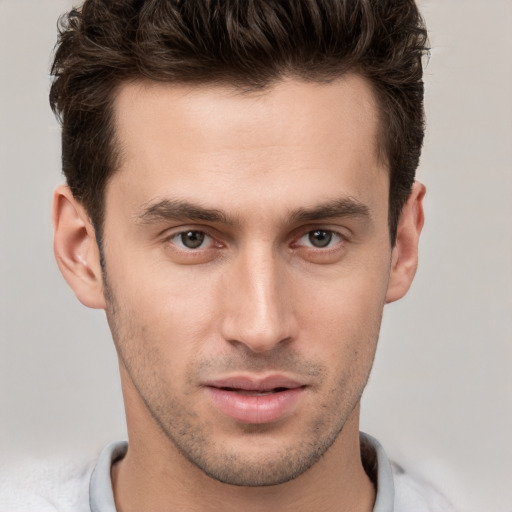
[309, 230, 332, 248]
[181, 231, 205, 249]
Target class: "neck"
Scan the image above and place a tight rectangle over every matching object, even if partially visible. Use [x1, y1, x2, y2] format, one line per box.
[112, 394, 375, 512]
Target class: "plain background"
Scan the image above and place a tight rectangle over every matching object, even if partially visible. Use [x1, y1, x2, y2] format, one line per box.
[0, 1, 511, 511]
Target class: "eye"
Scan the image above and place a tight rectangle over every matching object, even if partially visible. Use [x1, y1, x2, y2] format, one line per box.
[171, 230, 210, 250]
[162, 228, 224, 264]
[298, 229, 342, 248]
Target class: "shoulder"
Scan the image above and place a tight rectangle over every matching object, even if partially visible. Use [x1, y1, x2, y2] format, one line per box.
[360, 432, 456, 512]
[0, 456, 94, 512]
[392, 461, 456, 512]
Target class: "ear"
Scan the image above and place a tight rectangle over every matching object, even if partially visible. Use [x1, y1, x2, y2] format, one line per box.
[386, 181, 426, 303]
[52, 185, 106, 309]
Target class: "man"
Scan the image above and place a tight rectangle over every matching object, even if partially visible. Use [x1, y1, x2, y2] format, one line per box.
[1, 0, 454, 511]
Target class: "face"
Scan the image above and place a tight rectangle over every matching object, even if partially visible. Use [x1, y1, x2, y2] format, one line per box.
[102, 76, 393, 486]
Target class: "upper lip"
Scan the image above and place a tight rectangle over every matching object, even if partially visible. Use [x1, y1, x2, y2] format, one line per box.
[203, 375, 306, 391]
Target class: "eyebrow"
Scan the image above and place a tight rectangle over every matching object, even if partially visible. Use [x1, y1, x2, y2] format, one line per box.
[136, 199, 234, 225]
[136, 197, 371, 226]
[289, 198, 371, 224]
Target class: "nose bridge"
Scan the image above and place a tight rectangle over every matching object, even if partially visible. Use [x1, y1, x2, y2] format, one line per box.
[221, 241, 295, 353]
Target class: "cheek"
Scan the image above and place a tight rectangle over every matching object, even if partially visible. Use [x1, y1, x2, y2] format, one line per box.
[106, 256, 224, 367]
[296, 264, 389, 363]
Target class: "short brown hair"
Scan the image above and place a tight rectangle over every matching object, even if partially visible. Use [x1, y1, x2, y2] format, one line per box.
[50, 0, 428, 242]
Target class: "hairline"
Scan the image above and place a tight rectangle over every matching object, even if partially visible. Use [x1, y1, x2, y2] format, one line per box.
[92, 72, 395, 250]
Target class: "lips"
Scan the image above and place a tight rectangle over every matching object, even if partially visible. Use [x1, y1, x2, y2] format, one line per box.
[203, 375, 306, 424]
[220, 388, 287, 396]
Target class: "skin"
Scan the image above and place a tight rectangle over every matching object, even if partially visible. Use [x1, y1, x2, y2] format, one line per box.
[53, 75, 425, 512]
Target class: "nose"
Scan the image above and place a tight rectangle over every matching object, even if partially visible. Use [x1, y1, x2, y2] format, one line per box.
[220, 245, 297, 353]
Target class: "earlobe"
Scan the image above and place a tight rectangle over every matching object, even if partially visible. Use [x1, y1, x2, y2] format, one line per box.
[385, 181, 426, 304]
[52, 185, 106, 309]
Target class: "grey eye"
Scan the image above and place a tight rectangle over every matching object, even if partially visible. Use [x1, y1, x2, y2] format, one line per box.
[308, 230, 333, 248]
[179, 231, 206, 249]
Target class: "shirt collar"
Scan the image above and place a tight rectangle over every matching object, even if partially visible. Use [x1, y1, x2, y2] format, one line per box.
[90, 433, 395, 512]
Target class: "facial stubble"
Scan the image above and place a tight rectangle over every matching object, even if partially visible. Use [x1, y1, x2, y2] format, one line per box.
[102, 271, 381, 487]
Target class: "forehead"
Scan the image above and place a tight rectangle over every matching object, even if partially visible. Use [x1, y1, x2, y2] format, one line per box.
[108, 75, 387, 221]
[113, 74, 380, 157]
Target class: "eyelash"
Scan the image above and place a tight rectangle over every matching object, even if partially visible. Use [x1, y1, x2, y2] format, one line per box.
[164, 227, 346, 253]
[294, 229, 343, 250]
[167, 230, 220, 251]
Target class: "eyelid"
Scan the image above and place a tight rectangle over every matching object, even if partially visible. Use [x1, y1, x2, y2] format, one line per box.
[290, 225, 350, 246]
[171, 231, 210, 250]
[297, 230, 342, 248]
[162, 226, 224, 251]
[159, 224, 349, 256]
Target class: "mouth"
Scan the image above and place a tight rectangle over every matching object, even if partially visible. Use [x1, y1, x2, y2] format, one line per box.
[216, 386, 292, 396]
[203, 375, 307, 424]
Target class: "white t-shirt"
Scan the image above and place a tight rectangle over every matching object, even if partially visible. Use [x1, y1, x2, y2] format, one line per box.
[0, 433, 455, 512]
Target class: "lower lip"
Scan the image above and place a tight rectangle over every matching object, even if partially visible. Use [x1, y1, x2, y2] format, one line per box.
[205, 387, 305, 424]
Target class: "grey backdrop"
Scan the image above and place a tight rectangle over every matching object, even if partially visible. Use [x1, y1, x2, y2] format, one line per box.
[1, 1, 511, 511]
